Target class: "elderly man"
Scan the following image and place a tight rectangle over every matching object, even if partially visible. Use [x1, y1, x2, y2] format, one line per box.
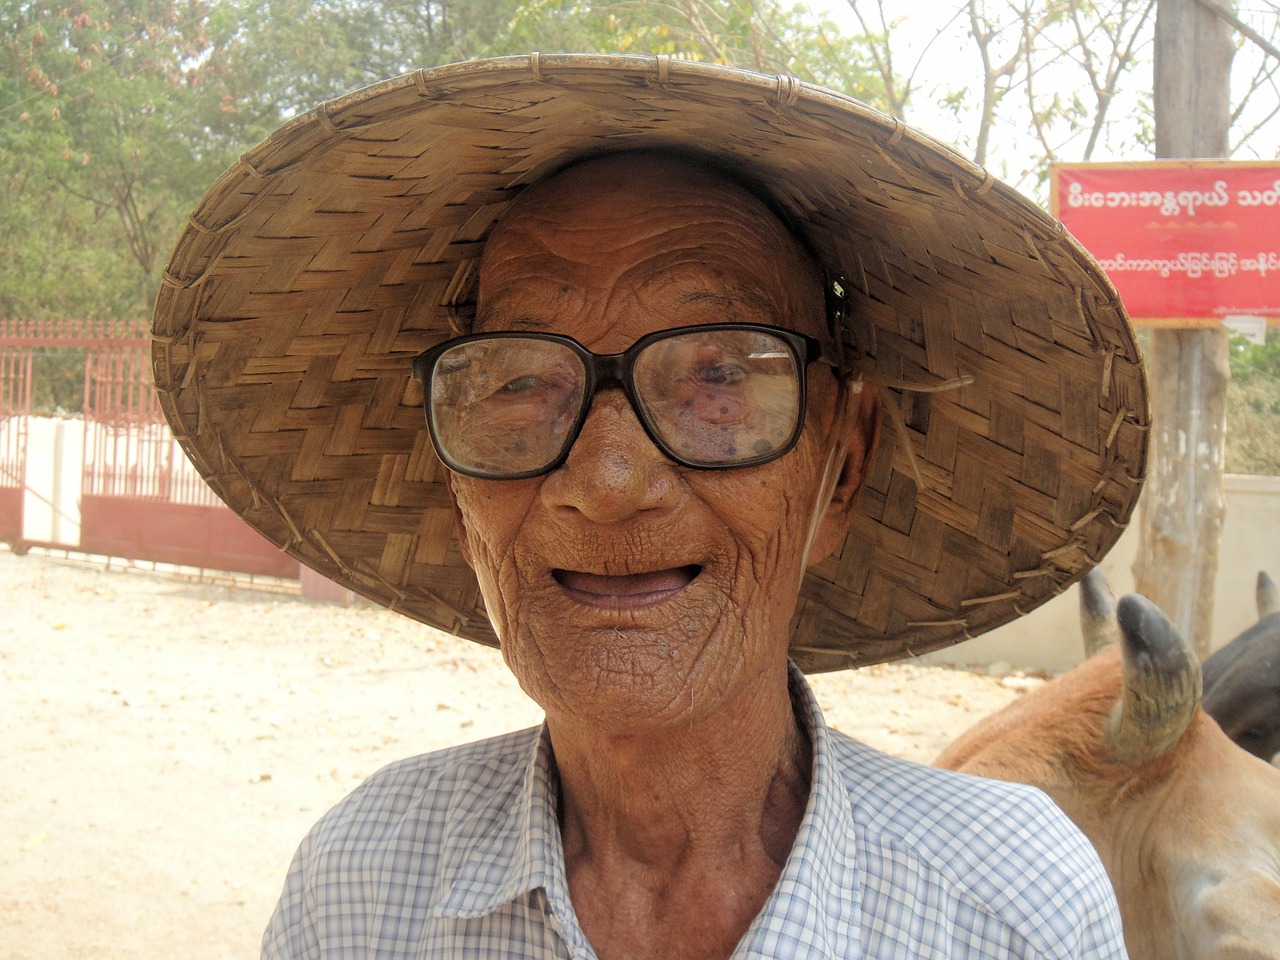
[152, 55, 1148, 958]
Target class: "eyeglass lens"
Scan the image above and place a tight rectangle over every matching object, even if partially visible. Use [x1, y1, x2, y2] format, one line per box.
[425, 327, 803, 478]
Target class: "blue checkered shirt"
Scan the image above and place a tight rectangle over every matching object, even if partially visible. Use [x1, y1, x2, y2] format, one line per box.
[263, 669, 1127, 958]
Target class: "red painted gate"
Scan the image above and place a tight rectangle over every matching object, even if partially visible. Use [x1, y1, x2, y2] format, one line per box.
[0, 333, 29, 544]
[0, 318, 298, 579]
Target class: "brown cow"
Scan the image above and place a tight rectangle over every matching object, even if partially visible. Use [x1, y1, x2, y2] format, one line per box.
[936, 573, 1280, 959]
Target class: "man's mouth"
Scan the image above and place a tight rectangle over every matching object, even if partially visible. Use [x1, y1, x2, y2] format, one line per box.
[552, 565, 701, 605]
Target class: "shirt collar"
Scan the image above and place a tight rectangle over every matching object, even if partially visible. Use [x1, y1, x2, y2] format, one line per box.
[432, 724, 565, 919]
[733, 663, 863, 957]
[432, 663, 864, 956]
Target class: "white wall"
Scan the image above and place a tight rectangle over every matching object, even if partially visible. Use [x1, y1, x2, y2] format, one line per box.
[22, 416, 84, 545]
[923, 474, 1280, 672]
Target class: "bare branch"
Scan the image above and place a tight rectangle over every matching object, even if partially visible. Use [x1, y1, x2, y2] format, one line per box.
[1221, 2, 1280, 153]
[839, 1, 968, 119]
[848, 0, 904, 113]
[1230, 57, 1280, 152]
[1020, 3, 1057, 162]
[965, 0, 1040, 165]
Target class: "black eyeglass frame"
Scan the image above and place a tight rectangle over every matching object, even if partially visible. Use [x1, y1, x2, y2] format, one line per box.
[412, 322, 833, 481]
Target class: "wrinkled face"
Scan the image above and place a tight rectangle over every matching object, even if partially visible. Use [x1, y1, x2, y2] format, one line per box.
[447, 154, 873, 731]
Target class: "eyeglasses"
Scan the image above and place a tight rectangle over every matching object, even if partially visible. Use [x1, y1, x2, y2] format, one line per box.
[412, 323, 832, 480]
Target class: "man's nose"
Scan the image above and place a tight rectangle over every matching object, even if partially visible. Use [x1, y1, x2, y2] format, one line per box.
[540, 388, 678, 524]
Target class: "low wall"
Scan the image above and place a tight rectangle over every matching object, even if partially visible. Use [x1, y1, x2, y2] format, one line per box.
[79, 495, 299, 580]
[922, 474, 1280, 672]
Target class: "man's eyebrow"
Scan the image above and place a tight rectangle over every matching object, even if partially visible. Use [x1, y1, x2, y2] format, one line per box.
[474, 305, 552, 331]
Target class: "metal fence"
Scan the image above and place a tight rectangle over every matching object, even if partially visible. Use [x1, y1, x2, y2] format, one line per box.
[0, 317, 298, 579]
[0, 328, 31, 544]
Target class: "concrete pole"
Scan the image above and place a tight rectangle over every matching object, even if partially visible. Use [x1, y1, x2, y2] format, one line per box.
[1133, 0, 1236, 657]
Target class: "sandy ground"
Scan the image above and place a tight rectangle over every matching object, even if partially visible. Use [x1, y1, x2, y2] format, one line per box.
[0, 547, 1046, 960]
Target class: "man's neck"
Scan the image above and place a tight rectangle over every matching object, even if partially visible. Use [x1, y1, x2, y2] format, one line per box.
[547, 667, 812, 960]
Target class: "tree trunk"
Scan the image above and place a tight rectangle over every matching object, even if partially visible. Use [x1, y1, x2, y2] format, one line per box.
[1134, 0, 1235, 658]
[1135, 329, 1230, 657]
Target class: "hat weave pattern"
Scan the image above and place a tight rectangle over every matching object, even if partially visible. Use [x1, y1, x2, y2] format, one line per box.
[152, 54, 1148, 672]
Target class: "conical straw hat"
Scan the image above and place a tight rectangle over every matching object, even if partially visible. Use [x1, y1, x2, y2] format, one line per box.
[152, 54, 1149, 672]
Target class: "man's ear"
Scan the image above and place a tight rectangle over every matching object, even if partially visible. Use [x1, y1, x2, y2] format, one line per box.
[808, 383, 882, 566]
[443, 471, 476, 569]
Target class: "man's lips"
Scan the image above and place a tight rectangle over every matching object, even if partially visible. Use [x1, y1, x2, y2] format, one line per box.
[552, 565, 701, 603]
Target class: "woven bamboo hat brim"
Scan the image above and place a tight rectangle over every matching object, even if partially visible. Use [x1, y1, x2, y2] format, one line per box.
[152, 53, 1149, 673]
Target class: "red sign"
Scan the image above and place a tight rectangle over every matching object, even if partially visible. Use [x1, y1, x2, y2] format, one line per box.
[1051, 160, 1280, 326]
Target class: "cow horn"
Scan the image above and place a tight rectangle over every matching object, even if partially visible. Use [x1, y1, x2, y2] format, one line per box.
[1258, 571, 1278, 619]
[1108, 594, 1202, 765]
[1079, 568, 1119, 656]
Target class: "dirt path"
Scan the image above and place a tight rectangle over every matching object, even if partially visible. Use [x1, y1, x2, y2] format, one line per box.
[0, 548, 1043, 960]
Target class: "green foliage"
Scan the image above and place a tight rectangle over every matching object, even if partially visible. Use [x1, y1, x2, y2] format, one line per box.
[501, 0, 882, 99]
[208, 0, 527, 126]
[2, 0, 245, 319]
[29, 347, 86, 414]
[0, 0, 536, 324]
[0, 0, 888, 328]
[1230, 329, 1280, 386]
[1226, 331, 1280, 475]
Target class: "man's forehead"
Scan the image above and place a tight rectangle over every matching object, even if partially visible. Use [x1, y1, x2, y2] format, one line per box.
[486, 154, 797, 256]
[480, 158, 817, 275]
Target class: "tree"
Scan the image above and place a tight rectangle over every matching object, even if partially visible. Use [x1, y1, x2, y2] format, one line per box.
[856, 0, 1160, 185]
[1022, 0, 1158, 163]
[1, 1, 245, 318]
[205, 0, 529, 127]
[1227, 331, 1280, 476]
[835, 0, 1277, 197]
[0, 0, 537, 323]
[503, 0, 884, 98]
